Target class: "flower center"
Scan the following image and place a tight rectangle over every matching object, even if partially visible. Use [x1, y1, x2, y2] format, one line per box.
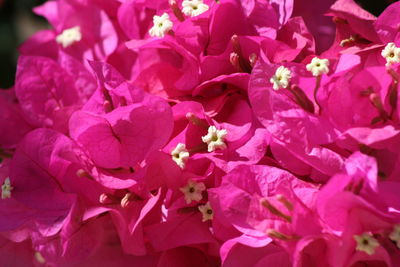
[56, 26, 82, 48]
[149, 13, 173, 38]
[1, 178, 13, 199]
[198, 202, 213, 222]
[270, 66, 292, 90]
[171, 143, 190, 169]
[354, 233, 379, 255]
[381, 42, 400, 67]
[306, 57, 330, 77]
[201, 126, 228, 152]
[180, 180, 206, 204]
[182, 0, 209, 17]
[389, 224, 400, 248]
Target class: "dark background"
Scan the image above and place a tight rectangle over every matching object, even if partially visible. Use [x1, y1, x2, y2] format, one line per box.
[0, 0, 397, 89]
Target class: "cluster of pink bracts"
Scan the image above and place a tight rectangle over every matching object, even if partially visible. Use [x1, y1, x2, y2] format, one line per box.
[1, 0, 400, 266]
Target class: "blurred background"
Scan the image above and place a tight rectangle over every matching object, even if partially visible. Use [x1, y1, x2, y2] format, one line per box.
[0, 0, 47, 89]
[0, 0, 397, 89]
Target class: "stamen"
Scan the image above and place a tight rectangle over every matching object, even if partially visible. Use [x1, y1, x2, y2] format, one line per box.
[102, 89, 115, 113]
[266, 229, 298, 241]
[186, 112, 209, 129]
[76, 169, 92, 179]
[369, 92, 390, 122]
[99, 193, 113, 204]
[260, 198, 292, 223]
[231, 35, 252, 73]
[249, 53, 258, 68]
[121, 193, 132, 208]
[276, 194, 294, 211]
[34, 252, 46, 264]
[313, 75, 322, 115]
[230, 52, 241, 72]
[169, 0, 185, 21]
[340, 35, 356, 47]
[387, 68, 398, 118]
[288, 85, 315, 114]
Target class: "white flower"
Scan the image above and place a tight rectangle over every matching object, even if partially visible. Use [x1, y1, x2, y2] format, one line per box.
[1, 178, 13, 199]
[149, 13, 173, 38]
[306, 57, 330, 77]
[56, 26, 82, 48]
[201, 126, 227, 152]
[182, 0, 209, 17]
[381, 42, 400, 67]
[180, 180, 206, 204]
[269, 66, 292, 90]
[389, 224, 400, 248]
[198, 202, 213, 222]
[171, 143, 190, 169]
[354, 233, 379, 255]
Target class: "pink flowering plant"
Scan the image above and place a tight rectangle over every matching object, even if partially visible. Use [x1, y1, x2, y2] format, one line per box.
[1, 0, 400, 266]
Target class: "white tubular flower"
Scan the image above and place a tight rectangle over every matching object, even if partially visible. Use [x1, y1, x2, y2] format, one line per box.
[180, 180, 206, 204]
[182, 0, 209, 17]
[1, 178, 13, 199]
[354, 233, 379, 255]
[201, 126, 227, 152]
[270, 66, 292, 90]
[306, 57, 330, 77]
[149, 13, 173, 37]
[381, 42, 400, 67]
[56, 26, 82, 48]
[171, 143, 190, 169]
[389, 224, 400, 248]
[198, 201, 213, 222]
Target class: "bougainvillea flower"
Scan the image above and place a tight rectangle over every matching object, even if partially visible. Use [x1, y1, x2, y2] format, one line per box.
[3, 0, 400, 265]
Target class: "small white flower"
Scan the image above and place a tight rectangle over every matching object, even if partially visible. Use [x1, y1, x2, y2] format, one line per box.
[270, 66, 292, 90]
[56, 26, 82, 48]
[182, 0, 209, 17]
[180, 180, 206, 204]
[201, 126, 227, 152]
[306, 57, 330, 77]
[381, 42, 400, 67]
[171, 143, 190, 169]
[1, 177, 13, 199]
[149, 13, 173, 38]
[354, 233, 379, 255]
[389, 224, 400, 248]
[198, 201, 213, 222]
